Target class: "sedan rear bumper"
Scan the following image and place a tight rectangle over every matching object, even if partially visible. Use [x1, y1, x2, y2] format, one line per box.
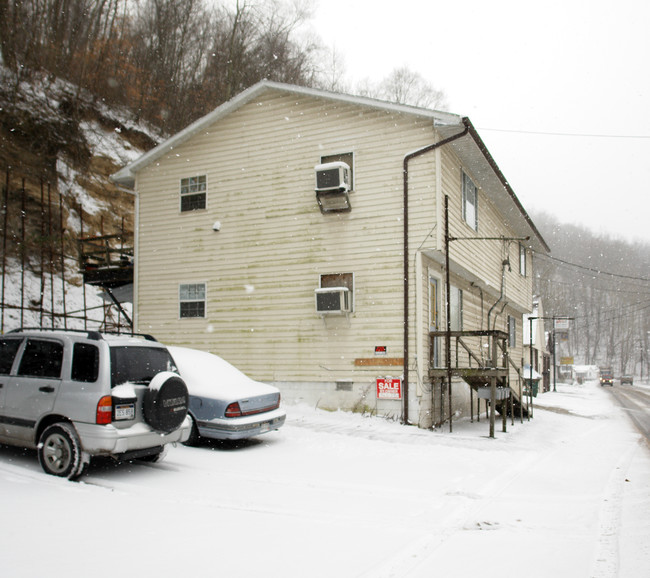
[196, 408, 286, 440]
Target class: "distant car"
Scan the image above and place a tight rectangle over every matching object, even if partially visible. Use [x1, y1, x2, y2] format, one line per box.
[599, 367, 614, 387]
[620, 375, 634, 385]
[168, 346, 286, 443]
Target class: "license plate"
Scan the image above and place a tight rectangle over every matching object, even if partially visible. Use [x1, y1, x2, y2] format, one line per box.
[259, 421, 270, 433]
[115, 404, 135, 420]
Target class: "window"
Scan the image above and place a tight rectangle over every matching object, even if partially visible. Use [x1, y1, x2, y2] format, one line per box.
[508, 316, 517, 347]
[17, 339, 63, 378]
[320, 273, 354, 311]
[462, 172, 478, 231]
[519, 243, 527, 276]
[179, 283, 206, 318]
[321, 152, 354, 191]
[0, 338, 21, 374]
[71, 343, 99, 383]
[110, 347, 178, 387]
[180, 175, 207, 212]
[450, 286, 463, 331]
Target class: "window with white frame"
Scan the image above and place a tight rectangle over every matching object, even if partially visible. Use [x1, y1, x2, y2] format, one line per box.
[320, 272, 354, 311]
[321, 152, 354, 191]
[462, 171, 478, 231]
[450, 286, 463, 331]
[180, 175, 207, 212]
[179, 283, 206, 318]
[519, 243, 527, 276]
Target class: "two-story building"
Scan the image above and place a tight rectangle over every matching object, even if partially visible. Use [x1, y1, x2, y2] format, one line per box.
[112, 81, 549, 430]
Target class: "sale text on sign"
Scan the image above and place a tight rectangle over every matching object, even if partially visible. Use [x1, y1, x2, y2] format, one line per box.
[376, 378, 402, 400]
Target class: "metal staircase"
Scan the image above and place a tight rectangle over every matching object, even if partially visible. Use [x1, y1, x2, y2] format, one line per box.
[428, 330, 527, 436]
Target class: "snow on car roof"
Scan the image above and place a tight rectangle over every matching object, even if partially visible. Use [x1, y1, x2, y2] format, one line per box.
[167, 345, 275, 398]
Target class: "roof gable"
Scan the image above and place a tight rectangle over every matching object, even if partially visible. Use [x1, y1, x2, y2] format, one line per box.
[111, 80, 463, 186]
[111, 80, 548, 252]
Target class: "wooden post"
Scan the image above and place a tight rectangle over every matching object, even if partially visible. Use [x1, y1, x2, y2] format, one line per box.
[489, 376, 496, 438]
[470, 387, 474, 423]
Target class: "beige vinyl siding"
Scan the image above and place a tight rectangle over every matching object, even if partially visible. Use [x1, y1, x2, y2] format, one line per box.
[415, 146, 533, 309]
[135, 92, 438, 382]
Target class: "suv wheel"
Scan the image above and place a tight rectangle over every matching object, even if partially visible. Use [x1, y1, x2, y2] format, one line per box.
[38, 423, 87, 480]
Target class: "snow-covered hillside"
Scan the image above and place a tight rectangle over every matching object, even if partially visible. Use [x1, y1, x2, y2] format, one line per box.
[1, 66, 156, 331]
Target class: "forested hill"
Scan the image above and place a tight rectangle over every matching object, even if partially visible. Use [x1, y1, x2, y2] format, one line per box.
[530, 210, 649, 374]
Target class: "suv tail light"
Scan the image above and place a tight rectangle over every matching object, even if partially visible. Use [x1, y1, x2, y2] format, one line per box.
[96, 395, 113, 425]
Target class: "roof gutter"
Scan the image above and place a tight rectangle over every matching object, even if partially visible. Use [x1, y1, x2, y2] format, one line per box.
[402, 123, 470, 425]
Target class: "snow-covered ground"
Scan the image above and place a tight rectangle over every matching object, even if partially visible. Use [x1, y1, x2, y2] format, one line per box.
[1, 380, 649, 578]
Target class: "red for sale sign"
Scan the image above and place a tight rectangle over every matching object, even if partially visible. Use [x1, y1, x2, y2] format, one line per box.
[376, 378, 402, 400]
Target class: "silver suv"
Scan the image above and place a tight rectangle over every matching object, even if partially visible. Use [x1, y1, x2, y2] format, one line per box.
[0, 328, 190, 479]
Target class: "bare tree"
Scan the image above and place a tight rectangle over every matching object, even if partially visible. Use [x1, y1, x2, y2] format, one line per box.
[198, 0, 318, 115]
[353, 66, 449, 110]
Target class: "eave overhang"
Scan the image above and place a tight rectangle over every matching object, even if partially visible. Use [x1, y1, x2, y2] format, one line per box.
[437, 118, 550, 254]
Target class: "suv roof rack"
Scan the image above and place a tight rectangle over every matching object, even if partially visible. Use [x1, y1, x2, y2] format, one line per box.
[8, 327, 103, 340]
[6, 328, 158, 342]
[101, 331, 158, 342]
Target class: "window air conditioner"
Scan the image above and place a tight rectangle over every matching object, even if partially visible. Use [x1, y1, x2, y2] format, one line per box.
[315, 162, 350, 193]
[315, 287, 351, 314]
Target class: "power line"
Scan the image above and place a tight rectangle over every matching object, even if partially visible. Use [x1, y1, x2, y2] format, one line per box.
[533, 250, 650, 282]
[479, 127, 650, 139]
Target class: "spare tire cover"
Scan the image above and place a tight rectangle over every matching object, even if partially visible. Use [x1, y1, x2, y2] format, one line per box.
[143, 371, 189, 434]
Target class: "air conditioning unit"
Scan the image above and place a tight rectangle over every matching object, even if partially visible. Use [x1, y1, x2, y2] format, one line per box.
[315, 162, 350, 193]
[315, 287, 351, 314]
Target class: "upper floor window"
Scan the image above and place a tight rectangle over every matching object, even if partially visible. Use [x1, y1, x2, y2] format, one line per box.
[179, 283, 206, 318]
[519, 243, 527, 276]
[321, 152, 354, 191]
[180, 175, 207, 212]
[462, 172, 478, 231]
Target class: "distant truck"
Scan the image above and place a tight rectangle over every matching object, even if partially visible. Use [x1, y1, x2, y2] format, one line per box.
[599, 367, 614, 387]
[620, 375, 634, 385]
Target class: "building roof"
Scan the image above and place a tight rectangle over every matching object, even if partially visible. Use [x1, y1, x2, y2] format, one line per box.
[111, 80, 549, 253]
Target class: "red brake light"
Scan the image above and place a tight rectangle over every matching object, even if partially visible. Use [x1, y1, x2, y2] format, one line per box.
[225, 402, 242, 418]
[225, 399, 280, 418]
[96, 395, 113, 425]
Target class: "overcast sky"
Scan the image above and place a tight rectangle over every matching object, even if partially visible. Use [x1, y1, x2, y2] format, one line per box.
[308, 0, 650, 245]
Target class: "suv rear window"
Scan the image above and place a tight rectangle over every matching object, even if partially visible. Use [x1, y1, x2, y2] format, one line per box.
[0, 338, 22, 374]
[110, 346, 178, 387]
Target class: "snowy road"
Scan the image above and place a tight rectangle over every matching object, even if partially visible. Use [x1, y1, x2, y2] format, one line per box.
[606, 384, 650, 444]
[1, 380, 649, 578]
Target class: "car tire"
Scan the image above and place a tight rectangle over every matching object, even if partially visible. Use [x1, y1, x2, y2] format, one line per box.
[38, 423, 87, 480]
[183, 415, 200, 447]
[143, 372, 189, 434]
